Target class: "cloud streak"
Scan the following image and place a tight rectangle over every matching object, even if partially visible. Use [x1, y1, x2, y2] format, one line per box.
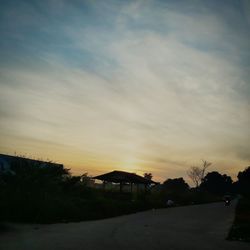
[0, 0, 249, 181]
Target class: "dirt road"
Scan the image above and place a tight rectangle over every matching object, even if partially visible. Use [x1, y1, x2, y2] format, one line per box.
[0, 202, 249, 250]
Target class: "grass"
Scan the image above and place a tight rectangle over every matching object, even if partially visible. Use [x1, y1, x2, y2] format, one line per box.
[227, 196, 250, 242]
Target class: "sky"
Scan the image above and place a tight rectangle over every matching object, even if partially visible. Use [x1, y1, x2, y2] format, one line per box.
[0, 0, 249, 183]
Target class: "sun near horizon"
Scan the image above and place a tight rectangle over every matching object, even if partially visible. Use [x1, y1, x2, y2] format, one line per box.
[0, 0, 249, 183]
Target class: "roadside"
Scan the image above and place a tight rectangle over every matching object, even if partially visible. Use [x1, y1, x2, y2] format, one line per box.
[0, 202, 249, 250]
[228, 196, 250, 242]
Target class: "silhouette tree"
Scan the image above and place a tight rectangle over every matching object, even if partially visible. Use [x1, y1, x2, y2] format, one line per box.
[236, 166, 250, 197]
[200, 171, 232, 195]
[187, 160, 211, 187]
[144, 173, 153, 180]
[161, 178, 189, 203]
[163, 178, 189, 193]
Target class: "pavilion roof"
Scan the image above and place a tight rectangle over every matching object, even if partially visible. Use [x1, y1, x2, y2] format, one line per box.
[93, 170, 158, 185]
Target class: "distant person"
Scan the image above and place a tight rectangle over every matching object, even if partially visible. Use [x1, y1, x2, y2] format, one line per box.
[166, 199, 174, 207]
[223, 195, 231, 206]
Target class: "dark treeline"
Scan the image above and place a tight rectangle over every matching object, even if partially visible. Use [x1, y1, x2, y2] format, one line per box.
[0, 157, 155, 223]
[0, 156, 249, 224]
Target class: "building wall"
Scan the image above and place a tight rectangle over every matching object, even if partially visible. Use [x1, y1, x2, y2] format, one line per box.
[0, 154, 63, 174]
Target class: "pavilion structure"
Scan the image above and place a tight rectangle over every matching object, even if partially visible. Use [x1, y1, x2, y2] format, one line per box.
[93, 170, 158, 193]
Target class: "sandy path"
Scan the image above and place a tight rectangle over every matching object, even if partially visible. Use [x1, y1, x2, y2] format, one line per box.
[0, 202, 249, 250]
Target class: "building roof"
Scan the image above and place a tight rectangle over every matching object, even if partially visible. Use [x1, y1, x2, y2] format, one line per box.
[0, 153, 63, 172]
[93, 170, 158, 185]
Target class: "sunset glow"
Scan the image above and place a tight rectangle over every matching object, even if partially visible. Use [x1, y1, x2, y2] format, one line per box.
[0, 0, 249, 183]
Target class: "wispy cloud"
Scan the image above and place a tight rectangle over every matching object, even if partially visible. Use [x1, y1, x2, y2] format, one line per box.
[0, 0, 249, 181]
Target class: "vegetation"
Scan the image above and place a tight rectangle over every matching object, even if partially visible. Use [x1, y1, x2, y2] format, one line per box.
[0, 156, 249, 234]
[144, 172, 153, 180]
[227, 167, 250, 242]
[187, 160, 211, 187]
[161, 178, 190, 205]
[228, 197, 250, 242]
[235, 166, 250, 197]
[200, 172, 233, 195]
[0, 158, 155, 223]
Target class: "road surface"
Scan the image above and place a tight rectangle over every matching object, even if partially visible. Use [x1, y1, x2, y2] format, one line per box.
[0, 202, 249, 250]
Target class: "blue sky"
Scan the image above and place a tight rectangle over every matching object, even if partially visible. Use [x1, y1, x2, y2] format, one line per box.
[0, 0, 249, 182]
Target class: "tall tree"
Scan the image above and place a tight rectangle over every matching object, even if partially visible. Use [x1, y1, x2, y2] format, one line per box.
[187, 160, 211, 187]
[236, 166, 250, 197]
[200, 171, 232, 195]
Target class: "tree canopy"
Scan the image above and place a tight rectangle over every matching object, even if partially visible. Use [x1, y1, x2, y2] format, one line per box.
[163, 178, 189, 193]
[236, 166, 250, 197]
[200, 171, 232, 195]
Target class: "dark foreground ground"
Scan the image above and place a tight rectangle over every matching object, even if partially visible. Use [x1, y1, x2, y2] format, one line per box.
[228, 197, 250, 242]
[0, 201, 249, 250]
